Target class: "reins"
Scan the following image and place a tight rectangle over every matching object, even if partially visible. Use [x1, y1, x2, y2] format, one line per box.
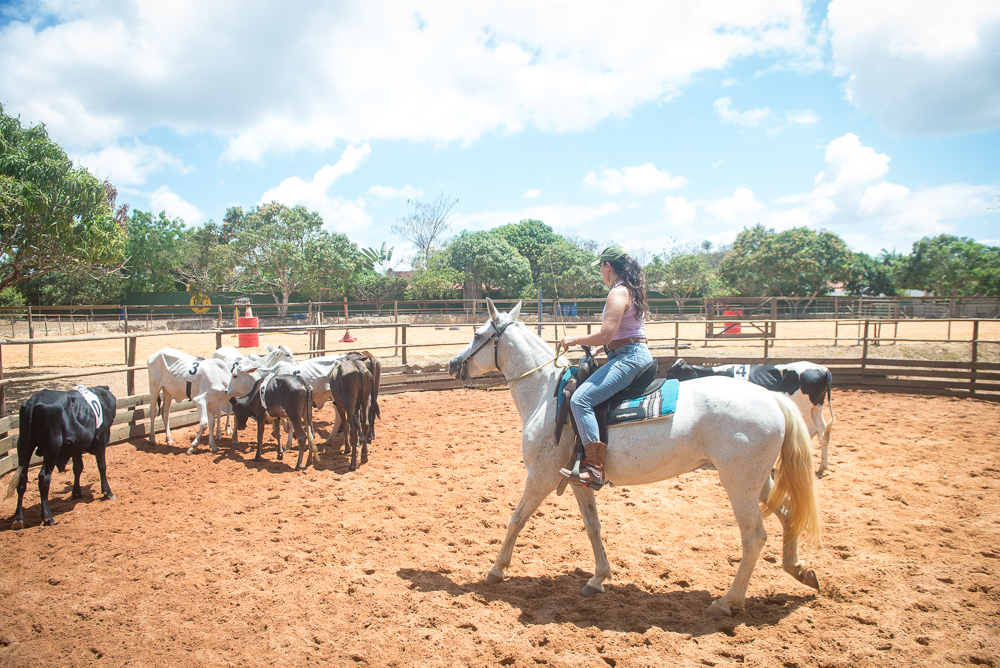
[459, 321, 568, 391]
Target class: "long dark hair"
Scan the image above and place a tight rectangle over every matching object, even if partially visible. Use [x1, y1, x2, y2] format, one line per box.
[608, 256, 647, 321]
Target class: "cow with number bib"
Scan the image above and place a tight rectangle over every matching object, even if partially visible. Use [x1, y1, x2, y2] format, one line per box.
[666, 360, 836, 475]
[5, 386, 117, 528]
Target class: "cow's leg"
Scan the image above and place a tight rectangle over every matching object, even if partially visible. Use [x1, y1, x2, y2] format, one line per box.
[293, 420, 308, 471]
[71, 453, 85, 498]
[11, 464, 30, 529]
[161, 393, 175, 447]
[811, 404, 831, 476]
[283, 419, 294, 459]
[38, 462, 57, 526]
[186, 400, 215, 455]
[148, 388, 159, 446]
[93, 448, 115, 500]
[272, 419, 283, 460]
[255, 420, 266, 462]
[207, 411, 218, 454]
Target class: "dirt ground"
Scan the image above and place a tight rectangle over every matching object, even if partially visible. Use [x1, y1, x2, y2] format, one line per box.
[0, 388, 997, 667]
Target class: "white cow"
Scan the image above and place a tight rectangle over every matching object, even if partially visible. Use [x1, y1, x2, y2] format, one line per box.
[212, 345, 296, 439]
[147, 348, 233, 455]
[229, 355, 346, 446]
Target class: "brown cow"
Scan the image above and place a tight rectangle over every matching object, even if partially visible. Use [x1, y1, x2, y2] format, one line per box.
[328, 356, 373, 471]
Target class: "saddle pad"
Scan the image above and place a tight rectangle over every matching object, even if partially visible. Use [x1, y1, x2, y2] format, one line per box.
[607, 378, 680, 427]
[75, 385, 103, 427]
[555, 366, 579, 418]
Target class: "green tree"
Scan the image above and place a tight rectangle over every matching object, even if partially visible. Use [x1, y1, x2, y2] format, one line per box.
[20, 271, 124, 306]
[349, 272, 408, 315]
[896, 235, 1000, 296]
[123, 210, 188, 293]
[359, 242, 396, 275]
[0, 104, 128, 291]
[405, 249, 462, 303]
[233, 202, 353, 314]
[719, 225, 853, 308]
[447, 230, 531, 300]
[647, 242, 730, 312]
[843, 250, 901, 297]
[494, 219, 561, 286]
[178, 221, 247, 296]
[536, 238, 602, 302]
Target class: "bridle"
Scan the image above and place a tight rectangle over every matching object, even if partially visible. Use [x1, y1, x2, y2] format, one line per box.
[456, 318, 566, 389]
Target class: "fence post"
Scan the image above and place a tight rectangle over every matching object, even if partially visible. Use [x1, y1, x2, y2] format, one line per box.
[394, 302, 399, 358]
[401, 324, 407, 366]
[673, 322, 678, 357]
[0, 343, 5, 417]
[971, 320, 979, 395]
[27, 305, 34, 369]
[126, 336, 137, 396]
[861, 320, 870, 385]
[215, 330, 223, 350]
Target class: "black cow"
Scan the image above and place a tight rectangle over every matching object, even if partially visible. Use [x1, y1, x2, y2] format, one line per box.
[6, 386, 117, 528]
[328, 356, 373, 472]
[229, 374, 318, 470]
[666, 359, 836, 474]
[344, 351, 381, 441]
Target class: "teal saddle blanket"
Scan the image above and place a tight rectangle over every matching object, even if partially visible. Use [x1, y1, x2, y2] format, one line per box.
[557, 367, 680, 426]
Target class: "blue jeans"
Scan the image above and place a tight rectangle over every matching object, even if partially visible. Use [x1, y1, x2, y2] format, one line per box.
[570, 343, 654, 445]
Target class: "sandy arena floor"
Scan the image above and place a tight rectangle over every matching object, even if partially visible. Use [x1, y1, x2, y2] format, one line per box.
[0, 388, 997, 667]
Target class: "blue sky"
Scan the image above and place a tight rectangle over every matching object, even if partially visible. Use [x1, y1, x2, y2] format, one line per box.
[2, 0, 998, 267]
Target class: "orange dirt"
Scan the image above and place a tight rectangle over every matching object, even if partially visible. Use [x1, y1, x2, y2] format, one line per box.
[1, 388, 998, 667]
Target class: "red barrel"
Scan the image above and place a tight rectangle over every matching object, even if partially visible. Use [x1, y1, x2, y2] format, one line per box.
[237, 316, 259, 348]
[723, 310, 742, 334]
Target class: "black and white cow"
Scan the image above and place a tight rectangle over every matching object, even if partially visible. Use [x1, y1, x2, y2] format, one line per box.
[5, 386, 117, 528]
[666, 360, 836, 475]
[229, 374, 319, 470]
[212, 345, 296, 440]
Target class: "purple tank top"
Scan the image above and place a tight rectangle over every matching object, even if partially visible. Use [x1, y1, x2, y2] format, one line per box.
[602, 282, 645, 339]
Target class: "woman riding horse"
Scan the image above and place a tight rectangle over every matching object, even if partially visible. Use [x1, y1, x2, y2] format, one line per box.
[558, 243, 653, 490]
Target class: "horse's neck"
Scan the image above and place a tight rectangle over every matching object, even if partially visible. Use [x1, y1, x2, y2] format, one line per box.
[500, 327, 560, 422]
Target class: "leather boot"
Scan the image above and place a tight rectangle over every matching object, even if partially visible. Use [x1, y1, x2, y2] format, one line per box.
[560, 441, 607, 490]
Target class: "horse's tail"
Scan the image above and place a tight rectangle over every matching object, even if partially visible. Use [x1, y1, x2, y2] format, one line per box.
[763, 393, 822, 549]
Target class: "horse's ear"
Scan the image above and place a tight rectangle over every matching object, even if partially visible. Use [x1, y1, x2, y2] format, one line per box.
[509, 300, 523, 321]
[486, 298, 500, 323]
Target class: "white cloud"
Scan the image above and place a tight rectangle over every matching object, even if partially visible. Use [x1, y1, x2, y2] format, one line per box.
[452, 202, 622, 234]
[367, 184, 420, 200]
[523, 189, 541, 199]
[713, 97, 818, 135]
[260, 144, 373, 232]
[584, 163, 687, 195]
[148, 185, 204, 225]
[0, 2, 817, 157]
[829, 0, 1000, 134]
[663, 196, 697, 226]
[73, 140, 189, 186]
[705, 187, 765, 223]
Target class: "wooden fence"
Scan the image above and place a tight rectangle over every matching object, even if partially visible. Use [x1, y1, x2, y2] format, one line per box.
[0, 316, 996, 479]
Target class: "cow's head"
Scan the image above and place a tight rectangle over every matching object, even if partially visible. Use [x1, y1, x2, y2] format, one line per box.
[228, 396, 253, 430]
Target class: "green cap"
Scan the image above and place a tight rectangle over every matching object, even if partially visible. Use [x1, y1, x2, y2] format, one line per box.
[592, 243, 628, 266]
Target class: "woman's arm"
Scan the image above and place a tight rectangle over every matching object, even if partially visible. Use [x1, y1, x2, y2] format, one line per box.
[559, 286, 630, 348]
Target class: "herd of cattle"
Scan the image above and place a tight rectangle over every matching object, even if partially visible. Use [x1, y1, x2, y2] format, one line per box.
[4, 343, 834, 530]
[6, 345, 382, 528]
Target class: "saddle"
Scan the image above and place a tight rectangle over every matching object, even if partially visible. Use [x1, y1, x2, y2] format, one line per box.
[554, 351, 660, 495]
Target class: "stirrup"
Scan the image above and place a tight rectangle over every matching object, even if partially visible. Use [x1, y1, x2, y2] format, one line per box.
[560, 462, 605, 491]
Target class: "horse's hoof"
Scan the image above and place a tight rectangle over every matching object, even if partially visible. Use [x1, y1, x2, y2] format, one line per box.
[11, 520, 23, 530]
[485, 572, 504, 585]
[704, 601, 732, 617]
[186, 447, 197, 455]
[802, 569, 820, 590]
[580, 584, 604, 597]
[104, 493, 116, 501]
[43, 518, 55, 527]
[210, 446, 219, 454]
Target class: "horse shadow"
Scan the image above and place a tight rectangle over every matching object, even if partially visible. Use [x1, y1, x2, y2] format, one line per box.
[396, 567, 813, 637]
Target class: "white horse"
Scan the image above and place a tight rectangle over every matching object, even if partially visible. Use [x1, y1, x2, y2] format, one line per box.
[448, 300, 822, 617]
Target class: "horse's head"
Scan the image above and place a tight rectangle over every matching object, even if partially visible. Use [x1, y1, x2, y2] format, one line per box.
[448, 299, 522, 381]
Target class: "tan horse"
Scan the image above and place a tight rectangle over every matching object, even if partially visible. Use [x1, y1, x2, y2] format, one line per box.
[448, 300, 821, 617]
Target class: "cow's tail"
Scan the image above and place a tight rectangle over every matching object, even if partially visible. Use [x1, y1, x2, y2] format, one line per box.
[305, 385, 320, 464]
[822, 371, 835, 445]
[4, 403, 31, 500]
[763, 393, 822, 550]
